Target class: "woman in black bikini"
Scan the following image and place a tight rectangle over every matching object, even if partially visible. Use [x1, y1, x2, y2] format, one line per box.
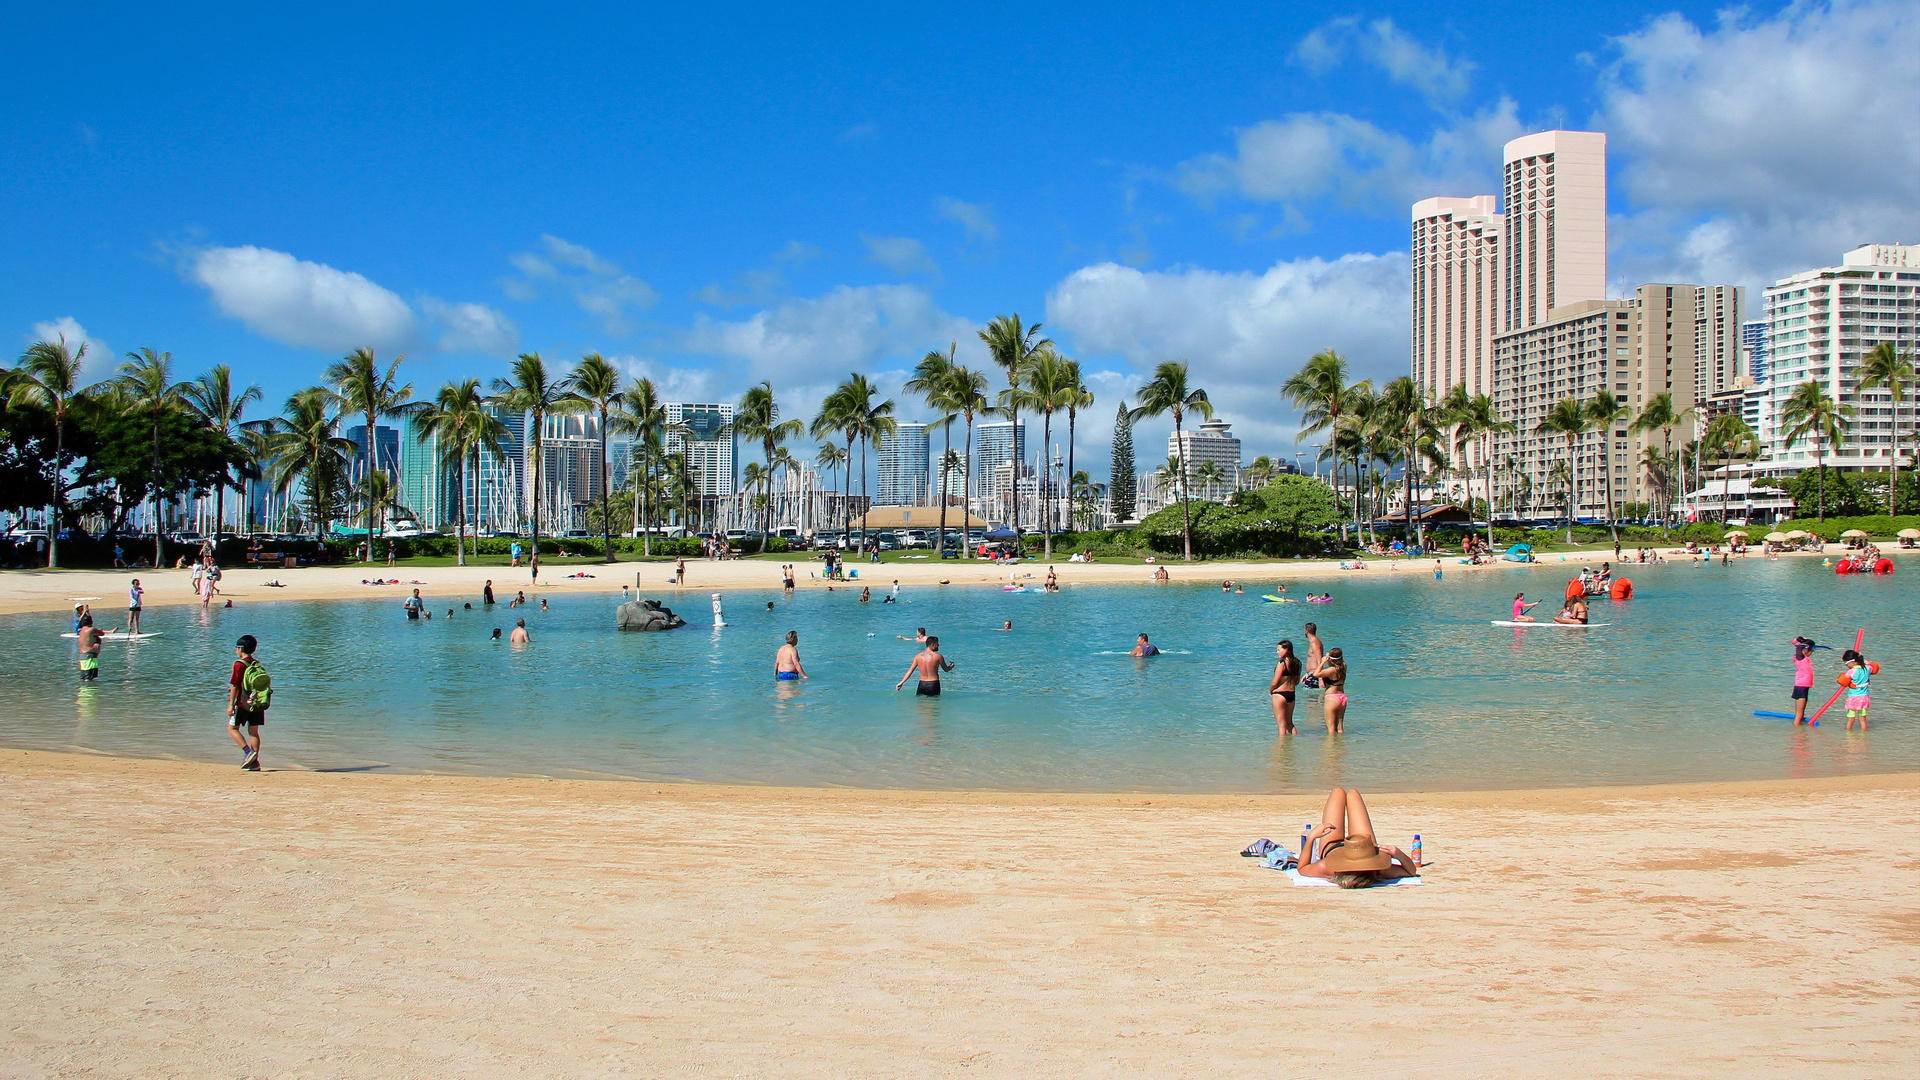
[1267, 638, 1301, 735]
[1298, 787, 1419, 888]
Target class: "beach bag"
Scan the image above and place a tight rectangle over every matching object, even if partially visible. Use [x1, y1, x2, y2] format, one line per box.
[241, 659, 272, 711]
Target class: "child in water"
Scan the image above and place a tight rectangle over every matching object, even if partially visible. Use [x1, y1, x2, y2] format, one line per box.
[1789, 637, 1817, 724]
[1840, 649, 1876, 731]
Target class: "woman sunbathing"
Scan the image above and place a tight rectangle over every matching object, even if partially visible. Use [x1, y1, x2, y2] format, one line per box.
[1297, 787, 1420, 888]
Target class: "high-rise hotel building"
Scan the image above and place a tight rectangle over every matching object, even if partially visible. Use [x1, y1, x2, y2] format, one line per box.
[1499, 131, 1608, 334]
[1412, 195, 1501, 401]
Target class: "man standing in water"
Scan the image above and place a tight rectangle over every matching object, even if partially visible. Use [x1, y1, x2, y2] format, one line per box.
[483, 580, 496, 606]
[509, 619, 531, 643]
[895, 635, 954, 696]
[775, 630, 808, 681]
[76, 615, 111, 683]
[404, 589, 424, 620]
[1302, 622, 1325, 689]
[226, 634, 267, 771]
[1129, 633, 1160, 657]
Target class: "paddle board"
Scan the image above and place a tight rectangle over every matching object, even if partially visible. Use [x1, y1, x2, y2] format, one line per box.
[1490, 621, 1610, 628]
[1261, 595, 1295, 603]
[60, 631, 163, 640]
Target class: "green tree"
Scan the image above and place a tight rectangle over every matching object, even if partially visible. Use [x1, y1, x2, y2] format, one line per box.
[1061, 357, 1092, 533]
[325, 347, 415, 560]
[413, 379, 506, 565]
[977, 314, 1049, 536]
[562, 353, 623, 561]
[9, 336, 93, 567]
[183, 364, 263, 541]
[1109, 402, 1136, 521]
[735, 381, 806, 534]
[1779, 380, 1852, 520]
[267, 388, 356, 539]
[1375, 376, 1448, 548]
[1855, 341, 1915, 515]
[905, 344, 963, 554]
[1282, 349, 1368, 544]
[615, 377, 676, 555]
[116, 348, 190, 565]
[1011, 346, 1076, 556]
[1584, 390, 1629, 541]
[1129, 360, 1212, 561]
[490, 352, 575, 553]
[1630, 393, 1682, 528]
[1534, 397, 1591, 543]
[1702, 413, 1758, 522]
[1444, 388, 1511, 552]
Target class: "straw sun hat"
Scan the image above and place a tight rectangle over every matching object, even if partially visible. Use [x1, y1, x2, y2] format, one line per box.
[1318, 835, 1392, 872]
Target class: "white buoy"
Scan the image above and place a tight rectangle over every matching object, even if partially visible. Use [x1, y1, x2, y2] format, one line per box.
[711, 592, 726, 627]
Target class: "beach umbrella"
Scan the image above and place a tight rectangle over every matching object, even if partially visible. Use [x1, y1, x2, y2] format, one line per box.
[1764, 531, 1790, 542]
[1841, 529, 1869, 538]
[1724, 529, 1749, 537]
[1897, 528, 1920, 539]
[1785, 530, 1809, 539]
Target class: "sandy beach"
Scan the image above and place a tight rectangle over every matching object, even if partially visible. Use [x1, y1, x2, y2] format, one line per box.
[0, 543, 1861, 617]
[2, 748, 1916, 1078]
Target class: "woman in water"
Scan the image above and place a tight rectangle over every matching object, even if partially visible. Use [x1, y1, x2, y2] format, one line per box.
[1267, 638, 1301, 735]
[1297, 787, 1420, 888]
[1314, 647, 1349, 733]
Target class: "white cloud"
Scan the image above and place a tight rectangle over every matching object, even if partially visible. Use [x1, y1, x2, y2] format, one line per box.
[685, 284, 978, 386]
[420, 298, 520, 355]
[1596, 0, 1920, 289]
[936, 197, 1000, 243]
[502, 235, 659, 333]
[1294, 17, 1476, 105]
[604, 354, 715, 402]
[1047, 253, 1409, 453]
[861, 234, 938, 277]
[189, 245, 420, 352]
[1174, 100, 1521, 213]
[27, 317, 115, 384]
[184, 245, 515, 356]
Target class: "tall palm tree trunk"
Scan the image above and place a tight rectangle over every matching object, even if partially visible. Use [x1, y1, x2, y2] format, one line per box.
[1042, 410, 1053, 559]
[1066, 409, 1077, 534]
[1174, 413, 1192, 561]
[641, 447, 653, 558]
[964, 417, 975, 548]
[936, 422, 951, 556]
[599, 408, 613, 563]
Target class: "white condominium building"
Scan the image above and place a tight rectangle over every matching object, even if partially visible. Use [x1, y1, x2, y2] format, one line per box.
[1763, 243, 1920, 472]
[1168, 418, 1243, 495]
[1492, 284, 1723, 518]
[1500, 130, 1607, 333]
[1412, 195, 1502, 401]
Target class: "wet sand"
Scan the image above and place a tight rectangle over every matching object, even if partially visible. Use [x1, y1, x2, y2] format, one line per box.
[4, 748, 1916, 1078]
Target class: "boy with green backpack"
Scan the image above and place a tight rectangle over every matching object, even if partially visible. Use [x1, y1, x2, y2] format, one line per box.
[226, 634, 272, 771]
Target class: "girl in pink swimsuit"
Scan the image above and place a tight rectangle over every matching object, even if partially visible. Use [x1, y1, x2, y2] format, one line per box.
[1790, 637, 1816, 724]
[1317, 648, 1349, 734]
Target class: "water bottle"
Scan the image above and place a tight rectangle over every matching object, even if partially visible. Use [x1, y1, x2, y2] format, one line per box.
[1300, 823, 1314, 864]
[1411, 834, 1424, 869]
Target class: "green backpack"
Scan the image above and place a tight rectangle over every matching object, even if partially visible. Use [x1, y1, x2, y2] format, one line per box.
[241, 659, 272, 711]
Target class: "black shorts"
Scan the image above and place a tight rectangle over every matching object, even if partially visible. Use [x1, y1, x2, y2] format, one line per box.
[1792, 686, 1811, 700]
[916, 681, 941, 697]
[230, 709, 265, 728]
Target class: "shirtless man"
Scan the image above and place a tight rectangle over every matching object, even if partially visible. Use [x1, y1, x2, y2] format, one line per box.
[1129, 633, 1160, 657]
[1267, 638, 1301, 734]
[509, 618, 531, 643]
[76, 615, 112, 683]
[896, 627, 928, 643]
[775, 631, 808, 681]
[1301, 622, 1325, 690]
[895, 636, 954, 696]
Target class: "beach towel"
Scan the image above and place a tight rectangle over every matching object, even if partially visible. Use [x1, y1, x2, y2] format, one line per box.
[1280, 867, 1424, 887]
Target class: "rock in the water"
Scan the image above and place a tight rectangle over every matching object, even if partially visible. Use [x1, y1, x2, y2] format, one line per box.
[617, 598, 687, 632]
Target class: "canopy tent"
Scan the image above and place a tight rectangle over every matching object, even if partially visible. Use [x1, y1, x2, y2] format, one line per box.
[1506, 543, 1532, 555]
[1840, 529, 1869, 538]
[982, 526, 1020, 541]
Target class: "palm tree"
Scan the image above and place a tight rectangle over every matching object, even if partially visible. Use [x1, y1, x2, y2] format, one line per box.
[236, 418, 278, 533]
[947, 366, 992, 541]
[490, 352, 573, 558]
[1534, 397, 1591, 543]
[183, 364, 264, 541]
[267, 388, 356, 537]
[560, 354, 623, 562]
[1703, 413, 1757, 522]
[809, 389, 855, 537]
[1779, 380, 1852, 521]
[825, 375, 891, 540]
[325, 347, 414, 560]
[117, 348, 190, 566]
[977, 314, 1050, 536]
[1547, 459, 1572, 528]
[355, 466, 402, 541]
[614, 378, 675, 556]
[1585, 390, 1630, 543]
[1192, 460, 1227, 501]
[1062, 358, 1093, 528]
[814, 441, 849, 533]
[1129, 360, 1213, 561]
[735, 381, 805, 536]
[1070, 470, 1104, 530]
[1630, 393, 1682, 529]
[10, 336, 93, 567]
[906, 345, 962, 555]
[1376, 377, 1448, 548]
[1856, 341, 1915, 514]
[413, 379, 504, 566]
[1010, 346, 1075, 557]
[1444, 389, 1511, 553]
[1283, 350, 1369, 544]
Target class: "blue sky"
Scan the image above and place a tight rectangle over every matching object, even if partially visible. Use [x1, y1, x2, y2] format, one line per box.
[4, 1, 1915, 479]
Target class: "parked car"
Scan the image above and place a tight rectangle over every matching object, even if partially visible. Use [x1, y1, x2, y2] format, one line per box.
[901, 530, 930, 549]
[874, 531, 900, 551]
[812, 532, 843, 551]
[561, 529, 591, 539]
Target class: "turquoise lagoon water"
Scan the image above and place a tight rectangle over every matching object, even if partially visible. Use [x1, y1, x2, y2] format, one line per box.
[2, 558, 1912, 792]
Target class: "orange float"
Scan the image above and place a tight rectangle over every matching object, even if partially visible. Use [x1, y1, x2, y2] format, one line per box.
[1609, 578, 1633, 599]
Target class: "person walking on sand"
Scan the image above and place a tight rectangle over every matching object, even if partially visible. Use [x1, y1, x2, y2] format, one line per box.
[895, 635, 954, 696]
[127, 578, 144, 635]
[1268, 638, 1301, 734]
[529, 552, 540, 584]
[226, 634, 269, 771]
[775, 630, 808, 681]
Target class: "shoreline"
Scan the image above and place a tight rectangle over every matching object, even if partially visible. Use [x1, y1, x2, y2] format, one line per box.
[0, 543, 1869, 617]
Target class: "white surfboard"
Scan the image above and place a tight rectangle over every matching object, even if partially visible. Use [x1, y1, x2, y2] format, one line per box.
[1491, 621, 1610, 629]
[60, 631, 163, 640]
